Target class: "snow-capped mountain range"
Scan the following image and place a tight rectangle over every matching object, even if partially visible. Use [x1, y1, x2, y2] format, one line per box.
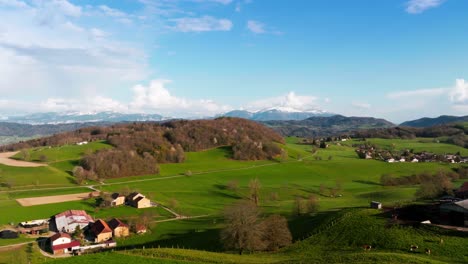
[221, 107, 333, 121]
[0, 107, 334, 125]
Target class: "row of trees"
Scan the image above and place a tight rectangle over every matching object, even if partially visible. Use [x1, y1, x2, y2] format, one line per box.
[380, 170, 468, 199]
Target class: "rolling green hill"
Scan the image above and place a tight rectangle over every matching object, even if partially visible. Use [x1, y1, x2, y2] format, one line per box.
[0, 134, 467, 264]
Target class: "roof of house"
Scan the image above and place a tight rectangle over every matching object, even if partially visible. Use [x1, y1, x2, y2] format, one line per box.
[90, 219, 112, 235]
[135, 224, 146, 231]
[111, 193, 125, 200]
[457, 182, 468, 193]
[50, 233, 71, 242]
[108, 218, 128, 230]
[52, 240, 80, 251]
[134, 196, 146, 203]
[55, 210, 94, 226]
[128, 192, 144, 200]
[455, 199, 468, 210]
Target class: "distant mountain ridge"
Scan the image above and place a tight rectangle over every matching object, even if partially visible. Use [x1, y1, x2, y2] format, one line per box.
[222, 107, 333, 121]
[263, 115, 395, 137]
[401, 115, 468, 128]
[4, 111, 164, 125]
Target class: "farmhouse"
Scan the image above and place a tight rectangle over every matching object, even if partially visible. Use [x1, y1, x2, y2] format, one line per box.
[127, 192, 151, 209]
[108, 218, 129, 238]
[54, 210, 94, 233]
[440, 199, 468, 227]
[90, 219, 113, 243]
[111, 193, 125, 207]
[48, 233, 80, 255]
[0, 230, 19, 239]
[18, 219, 49, 235]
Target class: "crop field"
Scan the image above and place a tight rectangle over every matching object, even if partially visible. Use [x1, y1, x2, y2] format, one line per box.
[0, 137, 466, 263]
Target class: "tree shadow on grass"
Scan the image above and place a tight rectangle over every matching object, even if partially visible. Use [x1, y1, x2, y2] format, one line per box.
[353, 180, 381, 186]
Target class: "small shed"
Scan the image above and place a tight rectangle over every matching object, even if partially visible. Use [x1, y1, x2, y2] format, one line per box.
[0, 230, 19, 239]
[370, 201, 382, 209]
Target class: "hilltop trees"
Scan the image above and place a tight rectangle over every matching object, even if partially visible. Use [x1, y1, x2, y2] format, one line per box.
[3, 118, 283, 180]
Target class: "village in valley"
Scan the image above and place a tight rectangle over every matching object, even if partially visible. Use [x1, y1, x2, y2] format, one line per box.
[1, 191, 158, 256]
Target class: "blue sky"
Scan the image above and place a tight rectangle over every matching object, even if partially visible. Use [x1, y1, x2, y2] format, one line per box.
[0, 0, 467, 122]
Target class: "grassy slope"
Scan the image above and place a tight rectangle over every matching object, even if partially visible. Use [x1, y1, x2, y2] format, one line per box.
[49, 209, 468, 264]
[1, 136, 467, 263]
[12, 141, 112, 163]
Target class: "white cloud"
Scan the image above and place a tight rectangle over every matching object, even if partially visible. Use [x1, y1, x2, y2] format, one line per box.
[387, 87, 448, 99]
[449, 79, 468, 103]
[192, 0, 233, 4]
[247, 20, 265, 34]
[0, 0, 28, 8]
[246, 92, 319, 112]
[99, 5, 127, 17]
[0, 1, 149, 100]
[352, 102, 371, 109]
[406, 0, 445, 14]
[170, 16, 233, 32]
[39, 97, 128, 113]
[129, 79, 231, 116]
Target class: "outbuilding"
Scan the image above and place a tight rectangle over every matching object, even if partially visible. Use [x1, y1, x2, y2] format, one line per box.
[370, 201, 382, 209]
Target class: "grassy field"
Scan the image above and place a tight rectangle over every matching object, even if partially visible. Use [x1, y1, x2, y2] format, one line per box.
[0, 136, 466, 263]
[12, 141, 112, 163]
[47, 209, 468, 264]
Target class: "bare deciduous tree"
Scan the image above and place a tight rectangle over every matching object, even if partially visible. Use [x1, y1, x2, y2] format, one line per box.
[249, 178, 261, 206]
[226, 180, 239, 191]
[261, 215, 292, 251]
[221, 201, 264, 255]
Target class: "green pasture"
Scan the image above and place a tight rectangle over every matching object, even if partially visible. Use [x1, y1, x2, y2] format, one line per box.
[12, 141, 112, 163]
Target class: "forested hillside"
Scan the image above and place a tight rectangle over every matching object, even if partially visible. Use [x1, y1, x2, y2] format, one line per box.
[263, 115, 395, 137]
[1, 118, 284, 179]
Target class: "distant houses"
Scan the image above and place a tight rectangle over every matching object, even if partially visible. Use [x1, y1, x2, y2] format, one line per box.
[355, 145, 467, 164]
[110, 192, 152, 209]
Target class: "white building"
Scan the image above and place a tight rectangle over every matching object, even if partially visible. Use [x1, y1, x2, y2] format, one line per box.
[54, 210, 94, 233]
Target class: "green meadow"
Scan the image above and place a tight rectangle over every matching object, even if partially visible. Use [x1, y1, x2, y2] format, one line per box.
[0, 137, 467, 263]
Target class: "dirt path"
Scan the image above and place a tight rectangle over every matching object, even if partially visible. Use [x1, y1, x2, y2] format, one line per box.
[0, 241, 34, 252]
[0, 152, 46, 167]
[16, 192, 99, 206]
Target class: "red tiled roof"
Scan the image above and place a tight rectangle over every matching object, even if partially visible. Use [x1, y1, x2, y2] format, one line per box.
[49, 233, 71, 242]
[135, 224, 146, 231]
[90, 219, 112, 235]
[52, 240, 80, 251]
[108, 218, 128, 230]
